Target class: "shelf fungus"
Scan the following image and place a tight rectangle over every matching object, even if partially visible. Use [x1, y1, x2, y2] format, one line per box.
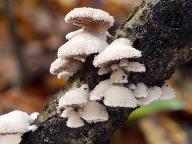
[65, 7, 114, 33]
[82, 101, 108, 123]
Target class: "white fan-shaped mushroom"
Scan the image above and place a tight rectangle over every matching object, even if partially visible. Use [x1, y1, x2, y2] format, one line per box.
[50, 58, 82, 75]
[66, 28, 84, 40]
[61, 107, 74, 118]
[82, 101, 108, 123]
[58, 84, 89, 108]
[58, 32, 108, 59]
[66, 111, 84, 128]
[123, 62, 146, 72]
[65, 7, 114, 32]
[160, 85, 176, 100]
[110, 69, 128, 84]
[133, 83, 148, 98]
[137, 86, 162, 106]
[0, 110, 32, 134]
[104, 86, 137, 108]
[93, 38, 142, 67]
[90, 80, 112, 101]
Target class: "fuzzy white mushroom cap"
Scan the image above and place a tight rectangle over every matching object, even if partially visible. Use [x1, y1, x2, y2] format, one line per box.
[133, 83, 148, 98]
[0, 110, 32, 134]
[66, 28, 84, 40]
[137, 86, 162, 106]
[82, 101, 108, 123]
[90, 80, 112, 101]
[110, 69, 128, 84]
[65, 7, 114, 32]
[30, 112, 39, 121]
[123, 62, 146, 72]
[61, 107, 74, 118]
[66, 111, 84, 128]
[160, 85, 176, 100]
[58, 84, 89, 108]
[104, 86, 137, 108]
[93, 38, 142, 67]
[50, 58, 82, 75]
[58, 32, 109, 59]
[98, 66, 111, 75]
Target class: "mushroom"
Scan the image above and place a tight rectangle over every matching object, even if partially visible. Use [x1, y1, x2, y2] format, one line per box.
[103, 86, 137, 108]
[123, 62, 146, 72]
[58, 84, 89, 108]
[160, 85, 176, 100]
[110, 69, 128, 84]
[129, 84, 136, 90]
[133, 83, 148, 98]
[66, 111, 84, 128]
[82, 101, 108, 123]
[65, 7, 114, 33]
[57, 32, 109, 59]
[137, 86, 162, 106]
[0, 110, 33, 135]
[90, 80, 112, 101]
[28, 125, 38, 132]
[50, 58, 82, 80]
[93, 38, 141, 68]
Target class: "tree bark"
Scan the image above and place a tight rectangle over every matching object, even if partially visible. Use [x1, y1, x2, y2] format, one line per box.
[20, 0, 192, 144]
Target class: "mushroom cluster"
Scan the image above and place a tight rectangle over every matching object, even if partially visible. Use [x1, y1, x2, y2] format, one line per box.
[58, 84, 108, 128]
[0, 110, 39, 141]
[50, 7, 114, 80]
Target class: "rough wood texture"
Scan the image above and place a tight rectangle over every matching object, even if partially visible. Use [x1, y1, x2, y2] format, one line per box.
[20, 0, 192, 144]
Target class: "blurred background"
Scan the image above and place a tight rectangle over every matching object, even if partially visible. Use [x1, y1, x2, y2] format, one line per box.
[0, 0, 192, 144]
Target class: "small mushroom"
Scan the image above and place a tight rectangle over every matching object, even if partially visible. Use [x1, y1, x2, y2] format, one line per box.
[93, 38, 141, 68]
[160, 85, 176, 100]
[110, 69, 128, 84]
[103, 86, 137, 108]
[133, 83, 148, 98]
[137, 86, 162, 106]
[123, 62, 146, 73]
[90, 80, 112, 101]
[129, 84, 136, 90]
[65, 7, 114, 33]
[58, 32, 109, 59]
[58, 84, 89, 108]
[28, 125, 38, 132]
[82, 101, 108, 123]
[66, 111, 84, 128]
[50, 58, 82, 78]
[0, 110, 33, 135]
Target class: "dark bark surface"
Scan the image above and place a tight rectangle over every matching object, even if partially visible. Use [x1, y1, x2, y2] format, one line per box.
[20, 0, 192, 144]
